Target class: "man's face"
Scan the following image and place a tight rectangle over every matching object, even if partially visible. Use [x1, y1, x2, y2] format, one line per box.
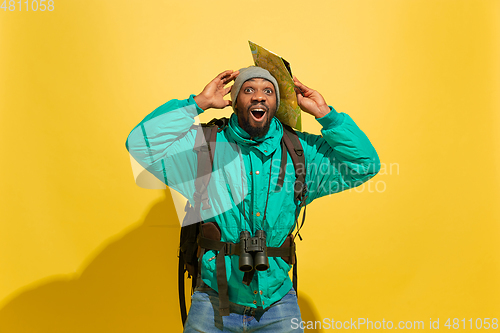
[236, 78, 278, 139]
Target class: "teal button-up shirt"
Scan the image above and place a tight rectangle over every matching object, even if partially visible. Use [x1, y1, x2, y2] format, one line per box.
[126, 94, 380, 309]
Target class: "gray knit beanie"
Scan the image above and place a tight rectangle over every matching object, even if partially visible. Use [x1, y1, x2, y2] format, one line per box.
[231, 66, 280, 113]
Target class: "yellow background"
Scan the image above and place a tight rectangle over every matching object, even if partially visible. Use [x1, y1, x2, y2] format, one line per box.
[1, 0, 499, 332]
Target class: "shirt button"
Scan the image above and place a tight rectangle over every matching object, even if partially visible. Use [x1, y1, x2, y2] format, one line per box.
[256, 212, 260, 217]
[255, 171, 260, 175]
[253, 300, 257, 305]
[260, 291, 263, 295]
[249, 171, 252, 175]
[264, 150, 267, 153]
[262, 301, 265, 305]
[253, 290, 258, 294]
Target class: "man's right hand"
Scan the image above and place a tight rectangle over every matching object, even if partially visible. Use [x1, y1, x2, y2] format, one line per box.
[194, 70, 239, 111]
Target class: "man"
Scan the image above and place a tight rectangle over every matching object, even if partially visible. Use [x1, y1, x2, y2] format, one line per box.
[126, 66, 380, 332]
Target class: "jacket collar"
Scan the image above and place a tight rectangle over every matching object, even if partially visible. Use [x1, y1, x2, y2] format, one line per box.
[226, 114, 283, 156]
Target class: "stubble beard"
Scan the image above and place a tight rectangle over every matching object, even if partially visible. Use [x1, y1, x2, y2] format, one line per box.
[236, 102, 277, 139]
[240, 118, 272, 139]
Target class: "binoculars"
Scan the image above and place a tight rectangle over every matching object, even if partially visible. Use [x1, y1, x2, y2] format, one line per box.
[238, 230, 269, 272]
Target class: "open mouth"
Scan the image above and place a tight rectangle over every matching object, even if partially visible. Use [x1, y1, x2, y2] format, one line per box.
[249, 106, 267, 121]
[251, 109, 265, 120]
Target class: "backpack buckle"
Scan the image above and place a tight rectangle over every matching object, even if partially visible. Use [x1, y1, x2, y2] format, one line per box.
[224, 242, 233, 255]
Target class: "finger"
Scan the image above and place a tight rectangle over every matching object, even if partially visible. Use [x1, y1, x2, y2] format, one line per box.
[293, 78, 309, 92]
[295, 82, 314, 97]
[293, 75, 312, 90]
[218, 70, 234, 77]
[292, 75, 303, 86]
[226, 99, 232, 107]
[216, 70, 235, 82]
[222, 70, 239, 84]
[220, 72, 239, 94]
[231, 70, 240, 80]
[295, 89, 304, 103]
[294, 86, 304, 97]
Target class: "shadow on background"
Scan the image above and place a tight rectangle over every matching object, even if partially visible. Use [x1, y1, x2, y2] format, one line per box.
[297, 292, 322, 332]
[0, 191, 319, 332]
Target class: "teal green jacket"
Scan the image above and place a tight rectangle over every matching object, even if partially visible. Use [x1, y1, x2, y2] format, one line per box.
[126, 94, 380, 309]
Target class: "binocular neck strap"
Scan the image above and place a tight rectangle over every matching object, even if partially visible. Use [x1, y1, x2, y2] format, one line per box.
[241, 153, 275, 229]
[242, 270, 255, 286]
[262, 153, 274, 223]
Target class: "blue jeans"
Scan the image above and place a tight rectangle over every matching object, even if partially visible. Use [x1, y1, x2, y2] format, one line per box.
[183, 282, 303, 332]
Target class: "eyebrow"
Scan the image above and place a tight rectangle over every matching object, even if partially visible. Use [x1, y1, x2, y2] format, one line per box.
[244, 79, 274, 88]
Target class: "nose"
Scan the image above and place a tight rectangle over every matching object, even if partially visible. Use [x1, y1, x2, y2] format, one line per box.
[251, 90, 267, 103]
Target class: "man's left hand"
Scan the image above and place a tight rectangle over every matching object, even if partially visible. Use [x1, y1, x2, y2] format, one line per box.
[293, 76, 330, 118]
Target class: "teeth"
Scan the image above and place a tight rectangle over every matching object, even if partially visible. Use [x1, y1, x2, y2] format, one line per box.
[252, 109, 265, 112]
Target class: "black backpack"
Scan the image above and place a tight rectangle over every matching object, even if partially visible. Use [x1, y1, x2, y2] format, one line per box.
[178, 118, 307, 326]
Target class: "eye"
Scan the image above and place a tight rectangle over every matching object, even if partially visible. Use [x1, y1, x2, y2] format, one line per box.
[264, 88, 273, 94]
[244, 87, 254, 93]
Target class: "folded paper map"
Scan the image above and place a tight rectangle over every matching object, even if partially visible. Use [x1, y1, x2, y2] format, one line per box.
[249, 41, 302, 130]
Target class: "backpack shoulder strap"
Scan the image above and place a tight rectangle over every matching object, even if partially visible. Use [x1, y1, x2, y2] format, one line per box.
[280, 124, 307, 203]
[191, 117, 229, 212]
[179, 117, 227, 327]
[279, 124, 308, 295]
